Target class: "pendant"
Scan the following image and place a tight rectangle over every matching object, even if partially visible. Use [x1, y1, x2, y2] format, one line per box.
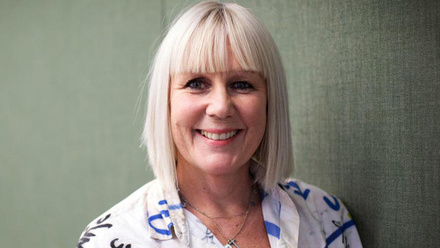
[224, 239, 239, 248]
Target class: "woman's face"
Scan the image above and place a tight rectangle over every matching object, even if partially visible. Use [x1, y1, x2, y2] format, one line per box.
[170, 53, 267, 176]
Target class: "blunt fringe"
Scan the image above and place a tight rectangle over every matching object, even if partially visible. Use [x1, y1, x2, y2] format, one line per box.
[142, 1, 293, 191]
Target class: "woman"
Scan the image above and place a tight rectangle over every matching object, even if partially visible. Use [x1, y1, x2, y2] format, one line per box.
[77, 1, 362, 247]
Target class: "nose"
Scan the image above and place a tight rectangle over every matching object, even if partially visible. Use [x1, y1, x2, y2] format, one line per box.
[205, 86, 233, 119]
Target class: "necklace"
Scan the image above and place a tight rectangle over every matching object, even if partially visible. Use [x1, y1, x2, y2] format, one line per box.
[178, 186, 258, 248]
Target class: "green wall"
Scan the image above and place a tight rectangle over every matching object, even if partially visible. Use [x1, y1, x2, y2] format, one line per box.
[1, 0, 439, 247]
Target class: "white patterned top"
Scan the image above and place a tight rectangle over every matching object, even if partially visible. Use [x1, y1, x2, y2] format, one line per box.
[77, 178, 362, 248]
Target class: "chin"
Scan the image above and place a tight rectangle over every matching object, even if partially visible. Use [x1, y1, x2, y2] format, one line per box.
[197, 158, 248, 175]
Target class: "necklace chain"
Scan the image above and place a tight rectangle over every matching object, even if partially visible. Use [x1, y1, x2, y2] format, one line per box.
[178, 186, 257, 248]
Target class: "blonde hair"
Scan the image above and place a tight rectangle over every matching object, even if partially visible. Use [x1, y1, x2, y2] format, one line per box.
[142, 1, 293, 191]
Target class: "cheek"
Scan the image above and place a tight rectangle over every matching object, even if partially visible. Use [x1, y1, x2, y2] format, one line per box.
[238, 96, 267, 131]
[170, 95, 200, 132]
[170, 96, 194, 155]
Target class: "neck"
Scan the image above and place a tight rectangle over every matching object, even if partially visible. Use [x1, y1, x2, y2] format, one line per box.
[176, 160, 254, 215]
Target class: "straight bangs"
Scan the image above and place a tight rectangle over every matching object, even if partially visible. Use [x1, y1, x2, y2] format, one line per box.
[169, 5, 266, 77]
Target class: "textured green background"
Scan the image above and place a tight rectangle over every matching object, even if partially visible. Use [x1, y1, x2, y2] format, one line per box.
[1, 0, 439, 247]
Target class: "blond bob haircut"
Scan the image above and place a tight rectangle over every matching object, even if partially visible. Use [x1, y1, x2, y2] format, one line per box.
[142, 1, 293, 191]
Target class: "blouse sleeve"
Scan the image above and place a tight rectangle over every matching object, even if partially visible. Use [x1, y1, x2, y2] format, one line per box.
[286, 179, 363, 248]
[76, 213, 114, 248]
[308, 183, 363, 248]
[76, 213, 134, 248]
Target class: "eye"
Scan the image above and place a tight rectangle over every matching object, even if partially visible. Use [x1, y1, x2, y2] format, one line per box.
[230, 81, 254, 91]
[184, 78, 208, 90]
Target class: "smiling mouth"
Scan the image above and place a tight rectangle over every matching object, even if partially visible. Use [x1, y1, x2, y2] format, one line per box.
[197, 130, 240, 140]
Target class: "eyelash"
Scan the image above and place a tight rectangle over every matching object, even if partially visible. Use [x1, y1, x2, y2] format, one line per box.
[230, 81, 253, 91]
[184, 79, 254, 92]
[184, 78, 206, 90]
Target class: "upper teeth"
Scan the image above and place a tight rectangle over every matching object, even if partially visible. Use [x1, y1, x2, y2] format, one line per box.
[201, 130, 238, 140]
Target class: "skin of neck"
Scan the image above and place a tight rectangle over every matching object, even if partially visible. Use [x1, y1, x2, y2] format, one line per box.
[176, 158, 254, 216]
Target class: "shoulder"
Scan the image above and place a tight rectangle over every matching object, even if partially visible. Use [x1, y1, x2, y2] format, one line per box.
[280, 178, 363, 247]
[281, 178, 343, 213]
[76, 180, 162, 248]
